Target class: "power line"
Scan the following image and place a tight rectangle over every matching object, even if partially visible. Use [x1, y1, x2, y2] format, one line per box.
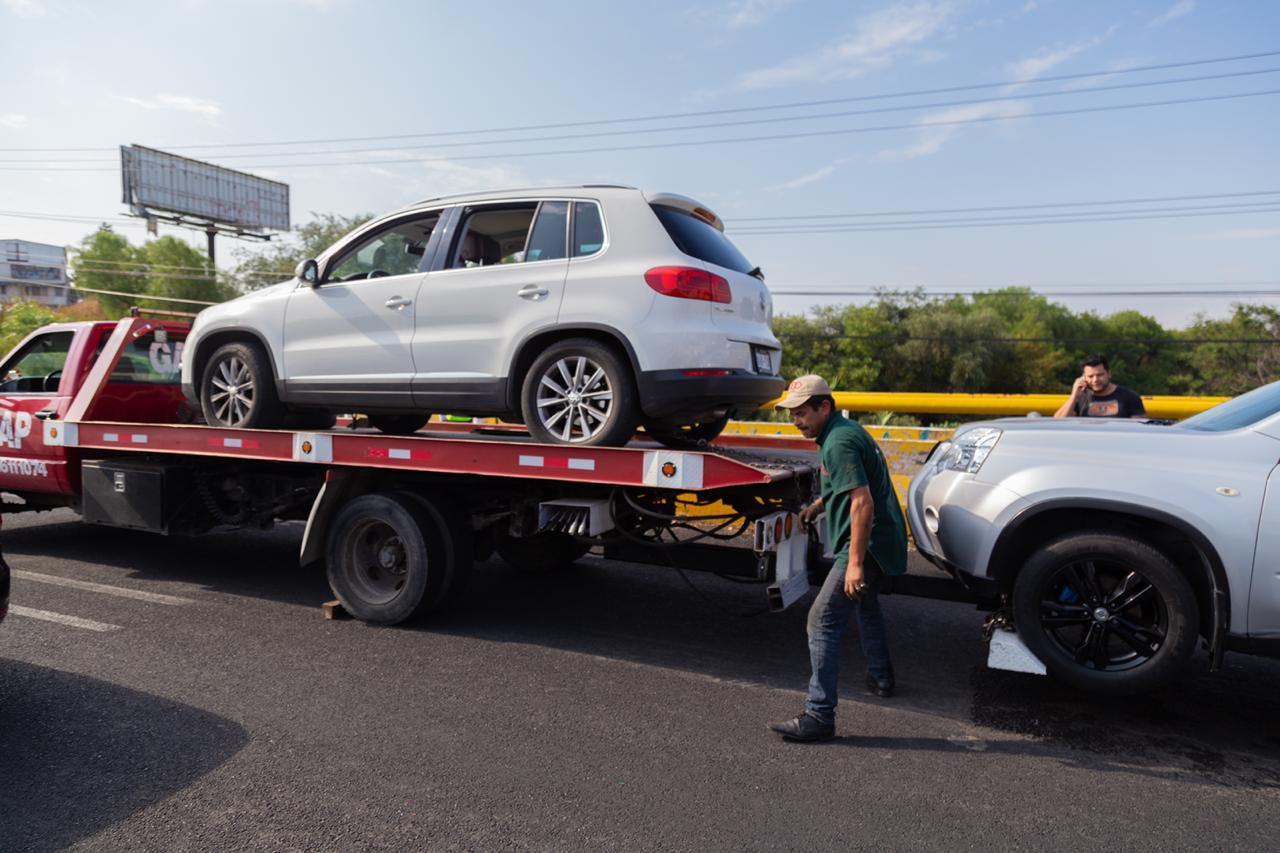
[725, 190, 1280, 222]
[4, 48, 1277, 153]
[732, 205, 1280, 234]
[8, 66, 1279, 165]
[772, 289, 1280, 297]
[4, 88, 1278, 173]
[7, 189, 1277, 233]
[732, 200, 1280, 229]
[777, 334, 1280, 345]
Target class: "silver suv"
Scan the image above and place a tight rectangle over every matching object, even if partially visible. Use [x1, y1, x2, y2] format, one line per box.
[907, 383, 1280, 694]
[181, 186, 784, 446]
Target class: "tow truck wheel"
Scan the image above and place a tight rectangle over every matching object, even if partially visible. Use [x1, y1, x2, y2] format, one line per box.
[325, 492, 451, 624]
[497, 532, 591, 572]
[200, 341, 284, 429]
[1012, 532, 1199, 695]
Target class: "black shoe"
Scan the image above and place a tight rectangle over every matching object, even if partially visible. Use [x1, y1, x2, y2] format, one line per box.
[865, 674, 895, 698]
[768, 712, 835, 742]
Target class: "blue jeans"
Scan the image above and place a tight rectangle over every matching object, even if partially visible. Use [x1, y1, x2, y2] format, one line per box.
[804, 556, 894, 725]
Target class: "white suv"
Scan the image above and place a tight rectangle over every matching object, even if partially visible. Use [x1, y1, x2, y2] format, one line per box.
[181, 186, 784, 446]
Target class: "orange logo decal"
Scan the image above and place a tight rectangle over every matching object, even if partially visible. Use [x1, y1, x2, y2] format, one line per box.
[661, 461, 677, 478]
[301, 441, 313, 454]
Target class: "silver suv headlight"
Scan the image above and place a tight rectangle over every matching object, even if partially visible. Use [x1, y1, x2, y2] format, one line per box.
[937, 427, 1002, 474]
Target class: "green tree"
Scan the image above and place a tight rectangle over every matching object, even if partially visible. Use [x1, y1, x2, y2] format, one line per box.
[229, 212, 373, 291]
[139, 236, 235, 311]
[0, 301, 59, 355]
[70, 226, 147, 317]
[1177, 305, 1280, 395]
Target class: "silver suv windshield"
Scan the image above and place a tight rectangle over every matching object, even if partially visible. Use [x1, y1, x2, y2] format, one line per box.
[1179, 380, 1280, 432]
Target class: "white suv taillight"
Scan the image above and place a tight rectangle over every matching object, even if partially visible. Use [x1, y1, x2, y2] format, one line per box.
[644, 266, 732, 304]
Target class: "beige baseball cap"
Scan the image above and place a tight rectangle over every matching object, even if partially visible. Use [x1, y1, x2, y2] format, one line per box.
[775, 374, 834, 409]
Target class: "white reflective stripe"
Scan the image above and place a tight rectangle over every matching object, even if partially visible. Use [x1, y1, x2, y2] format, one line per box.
[519, 455, 543, 467]
[389, 448, 411, 460]
[131, 434, 148, 444]
[13, 570, 195, 605]
[223, 438, 243, 448]
[568, 458, 595, 471]
[8, 605, 121, 632]
[103, 433, 119, 442]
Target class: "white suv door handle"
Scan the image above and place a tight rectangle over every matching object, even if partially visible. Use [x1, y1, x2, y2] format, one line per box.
[384, 296, 412, 310]
[517, 285, 549, 300]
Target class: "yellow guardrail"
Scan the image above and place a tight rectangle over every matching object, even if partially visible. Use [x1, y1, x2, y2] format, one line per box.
[760, 391, 1228, 419]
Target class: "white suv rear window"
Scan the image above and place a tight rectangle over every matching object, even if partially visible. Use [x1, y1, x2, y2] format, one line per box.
[651, 205, 754, 274]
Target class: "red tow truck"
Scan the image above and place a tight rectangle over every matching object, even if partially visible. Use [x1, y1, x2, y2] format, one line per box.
[0, 316, 827, 623]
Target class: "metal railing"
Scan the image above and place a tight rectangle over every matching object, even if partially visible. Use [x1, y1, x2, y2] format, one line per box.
[762, 391, 1229, 419]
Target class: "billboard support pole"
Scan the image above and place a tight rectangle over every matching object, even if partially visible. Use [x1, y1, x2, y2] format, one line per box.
[206, 228, 217, 266]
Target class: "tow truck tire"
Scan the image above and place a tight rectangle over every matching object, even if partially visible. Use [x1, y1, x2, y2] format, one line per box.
[521, 338, 638, 447]
[392, 490, 473, 606]
[1012, 532, 1199, 695]
[497, 532, 591, 572]
[325, 492, 450, 624]
[369, 414, 431, 435]
[200, 341, 284, 429]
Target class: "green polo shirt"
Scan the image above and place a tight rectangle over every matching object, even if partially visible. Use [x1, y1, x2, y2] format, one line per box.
[817, 414, 908, 576]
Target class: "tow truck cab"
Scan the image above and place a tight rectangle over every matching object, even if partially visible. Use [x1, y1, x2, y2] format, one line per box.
[0, 319, 191, 507]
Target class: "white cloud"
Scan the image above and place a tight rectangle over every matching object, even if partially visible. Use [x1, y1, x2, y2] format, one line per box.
[0, 113, 30, 128]
[1005, 27, 1117, 84]
[724, 0, 797, 29]
[769, 164, 836, 191]
[736, 1, 954, 90]
[2, 0, 46, 18]
[878, 100, 1031, 160]
[1196, 226, 1280, 241]
[115, 93, 223, 123]
[413, 159, 556, 196]
[1150, 0, 1194, 27]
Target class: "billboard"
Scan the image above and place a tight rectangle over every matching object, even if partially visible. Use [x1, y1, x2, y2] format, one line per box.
[120, 144, 290, 232]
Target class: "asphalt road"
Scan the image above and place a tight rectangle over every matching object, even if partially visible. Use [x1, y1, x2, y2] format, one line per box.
[2, 509, 1278, 852]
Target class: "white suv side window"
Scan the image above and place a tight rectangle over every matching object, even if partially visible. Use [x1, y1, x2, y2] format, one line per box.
[449, 201, 568, 268]
[571, 201, 604, 257]
[326, 213, 440, 282]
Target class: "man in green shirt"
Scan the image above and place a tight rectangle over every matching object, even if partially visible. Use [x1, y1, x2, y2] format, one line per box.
[768, 375, 908, 742]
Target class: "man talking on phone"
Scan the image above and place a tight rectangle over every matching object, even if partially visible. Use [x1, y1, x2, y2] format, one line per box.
[768, 375, 907, 743]
[1053, 354, 1146, 419]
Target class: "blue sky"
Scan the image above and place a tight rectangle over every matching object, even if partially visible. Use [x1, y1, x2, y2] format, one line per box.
[1, 0, 1277, 326]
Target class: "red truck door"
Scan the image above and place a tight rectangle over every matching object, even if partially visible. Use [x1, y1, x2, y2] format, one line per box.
[0, 327, 81, 498]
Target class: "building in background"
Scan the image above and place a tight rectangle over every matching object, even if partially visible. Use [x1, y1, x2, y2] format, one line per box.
[0, 239, 73, 307]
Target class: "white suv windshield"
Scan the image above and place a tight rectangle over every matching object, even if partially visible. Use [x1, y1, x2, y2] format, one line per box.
[1180, 380, 1280, 431]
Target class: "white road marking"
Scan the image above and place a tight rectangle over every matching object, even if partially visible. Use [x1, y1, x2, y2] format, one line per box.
[13, 570, 195, 605]
[8, 605, 121, 632]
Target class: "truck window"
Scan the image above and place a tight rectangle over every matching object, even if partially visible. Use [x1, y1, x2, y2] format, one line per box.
[108, 332, 185, 385]
[0, 331, 74, 393]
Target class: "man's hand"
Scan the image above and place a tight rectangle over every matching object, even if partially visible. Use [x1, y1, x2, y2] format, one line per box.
[1071, 375, 1089, 397]
[844, 563, 866, 600]
[799, 500, 823, 530]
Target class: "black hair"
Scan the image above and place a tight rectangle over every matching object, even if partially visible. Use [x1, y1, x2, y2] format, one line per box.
[803, 394, 837, 413]
[1081, 354, 1109, 371]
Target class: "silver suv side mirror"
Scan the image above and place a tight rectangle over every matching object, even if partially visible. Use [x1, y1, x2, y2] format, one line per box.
[295, 258, 319, 285]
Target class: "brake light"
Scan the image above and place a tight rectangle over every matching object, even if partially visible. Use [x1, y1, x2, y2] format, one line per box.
[644, 266, 732, 304]
[683, 369, 731, 377]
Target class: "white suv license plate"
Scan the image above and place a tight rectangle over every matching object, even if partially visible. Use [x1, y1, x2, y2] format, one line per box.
[753, 348, 773, 374]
